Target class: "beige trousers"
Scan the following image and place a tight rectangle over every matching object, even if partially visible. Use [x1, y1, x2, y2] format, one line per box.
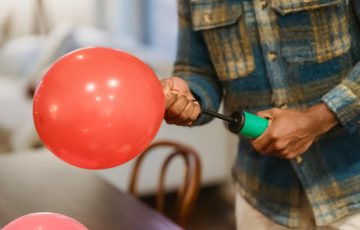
[236, 193, 360, 230]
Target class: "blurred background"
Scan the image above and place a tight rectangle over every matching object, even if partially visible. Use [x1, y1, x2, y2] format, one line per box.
[0, 0, 238, 228]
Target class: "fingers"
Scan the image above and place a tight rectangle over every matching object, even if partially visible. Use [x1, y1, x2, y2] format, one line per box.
[285, 139, 313, 159]
[161, 77, 201, 126]
[258, 137, 313, 159]
[189, 102, 201, 122]
[262, 140, 289, 155]
[252, 108, 297, 158]
[166, 95, 188, 122]
[251, 129, 273, 153]
[162, 82, 176, 109]
[168, 97, 193, 124]
[251, 109, 276, 153]
[165, 95, 201, 125]
[257, 110, 273, 120]
[161, 77, 190, 97]
[165, 92, 178, 110]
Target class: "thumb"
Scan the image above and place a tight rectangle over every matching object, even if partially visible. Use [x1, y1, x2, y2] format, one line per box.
[162, 81, 171, 95]
[256, 110, 274, 126]
[256, 110, 273, 119]
[161, 83, 177, 110]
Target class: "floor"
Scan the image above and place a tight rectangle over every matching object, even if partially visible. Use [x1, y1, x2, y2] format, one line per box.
[141, 183, 236, 230]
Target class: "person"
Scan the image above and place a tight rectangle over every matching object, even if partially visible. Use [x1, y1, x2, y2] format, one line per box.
[161, 0, 360, 229]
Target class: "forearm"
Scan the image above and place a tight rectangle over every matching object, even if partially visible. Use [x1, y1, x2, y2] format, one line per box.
[305, 103, 339, 136]
[174, 0, 223, 125]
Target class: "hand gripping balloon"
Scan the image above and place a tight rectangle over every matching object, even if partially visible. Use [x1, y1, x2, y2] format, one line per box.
[33, 47, 165, 169]
[3, 212, 88, 230]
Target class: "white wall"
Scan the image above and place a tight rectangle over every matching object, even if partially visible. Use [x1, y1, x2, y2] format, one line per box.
[0, 0, 96, 40]
[147, 0, 178, 55]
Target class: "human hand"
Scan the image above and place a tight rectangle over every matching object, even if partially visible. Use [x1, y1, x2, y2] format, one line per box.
[161, 77, 200, 126]
[251, 103, 338, 159]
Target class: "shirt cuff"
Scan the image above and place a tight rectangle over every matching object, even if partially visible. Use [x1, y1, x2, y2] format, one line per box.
[179, 74, 222, 126]
[322, 80, 360, 133]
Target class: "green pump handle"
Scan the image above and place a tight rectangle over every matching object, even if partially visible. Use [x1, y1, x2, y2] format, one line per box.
[201, 109, 269, 139]
[228, 111, 269, 139]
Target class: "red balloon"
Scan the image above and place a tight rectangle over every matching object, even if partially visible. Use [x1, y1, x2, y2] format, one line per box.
[3, 212, 88, 230]
[33, 47, 165, 169]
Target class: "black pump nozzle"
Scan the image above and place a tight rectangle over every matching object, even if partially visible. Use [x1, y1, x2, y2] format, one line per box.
[200, 108, 245, 134]
[200, 108, 236, 123]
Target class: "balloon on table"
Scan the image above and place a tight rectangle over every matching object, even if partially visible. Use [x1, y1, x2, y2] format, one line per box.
[33, 47, 165, 169]
[3, 212, 88, 230]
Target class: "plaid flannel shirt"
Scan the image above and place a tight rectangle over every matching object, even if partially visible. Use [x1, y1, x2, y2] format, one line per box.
[173, 0, 360, 227]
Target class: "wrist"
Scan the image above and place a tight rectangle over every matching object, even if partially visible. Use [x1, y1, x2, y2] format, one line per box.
[305, 103, 338, 135]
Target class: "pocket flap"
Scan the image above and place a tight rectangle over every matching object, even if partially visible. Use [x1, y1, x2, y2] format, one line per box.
[190, 0, 242, 30]
[271, 0, 341, 15]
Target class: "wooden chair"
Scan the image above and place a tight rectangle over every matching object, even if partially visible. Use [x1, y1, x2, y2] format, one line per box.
[128, 140, 202, 227]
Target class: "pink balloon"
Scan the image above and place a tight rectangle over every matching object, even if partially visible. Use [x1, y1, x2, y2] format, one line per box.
[33, 47, 165, 169]
[3, 212, 88, 230]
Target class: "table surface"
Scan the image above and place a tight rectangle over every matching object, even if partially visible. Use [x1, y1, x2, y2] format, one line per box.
[0, 153, 181, 230]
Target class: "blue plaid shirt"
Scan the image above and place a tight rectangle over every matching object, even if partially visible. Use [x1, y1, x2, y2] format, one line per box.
[173, 0, 360, 227]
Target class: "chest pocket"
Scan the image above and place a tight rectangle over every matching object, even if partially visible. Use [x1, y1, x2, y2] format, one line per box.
[271, 0, 351, 64]
[190, 0, 255, 80]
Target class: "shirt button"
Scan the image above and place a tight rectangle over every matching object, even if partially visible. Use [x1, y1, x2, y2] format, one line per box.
[295, 156, 303, 164]
[204, 14, 212, 24]
[260, 0, 268, 9]
[268, 51, 277, 61]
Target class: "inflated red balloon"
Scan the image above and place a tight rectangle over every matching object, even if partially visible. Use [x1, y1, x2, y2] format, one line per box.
[3, 212, 88, 230]
[33, 47, 165, 169]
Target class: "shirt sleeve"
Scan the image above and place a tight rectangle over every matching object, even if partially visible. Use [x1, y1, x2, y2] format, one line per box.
[322, 0, 360, 134]
[172, 0, 223, 125]
[351, 0, 360, 19]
